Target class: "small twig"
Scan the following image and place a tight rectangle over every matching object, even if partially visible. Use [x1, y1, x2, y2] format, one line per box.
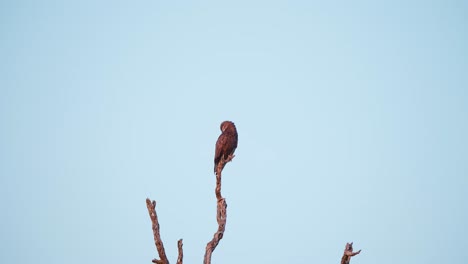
[146, 198, 170, 264]
[176, 239, 183, 264]
[203, 155, 232, 264]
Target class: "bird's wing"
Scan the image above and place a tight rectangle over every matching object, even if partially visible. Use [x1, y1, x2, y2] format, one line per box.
[215, 133, 227, 163]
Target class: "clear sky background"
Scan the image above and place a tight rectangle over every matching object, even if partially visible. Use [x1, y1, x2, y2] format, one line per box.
[1, 1, 467, 264]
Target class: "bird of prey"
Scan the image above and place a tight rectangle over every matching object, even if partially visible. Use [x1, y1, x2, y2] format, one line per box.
[214, 121, 238, 174]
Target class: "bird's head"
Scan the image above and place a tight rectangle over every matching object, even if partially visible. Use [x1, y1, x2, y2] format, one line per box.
[220, 121, 235, 132]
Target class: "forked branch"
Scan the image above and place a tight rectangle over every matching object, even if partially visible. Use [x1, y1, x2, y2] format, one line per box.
[146, 199, 169, 264]
[146, 198, 184, 264]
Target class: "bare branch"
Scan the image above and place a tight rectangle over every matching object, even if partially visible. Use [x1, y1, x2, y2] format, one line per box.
[203, 155, 232, 264]
[146, 198, 170, 264]
[176, 239, 183, 264]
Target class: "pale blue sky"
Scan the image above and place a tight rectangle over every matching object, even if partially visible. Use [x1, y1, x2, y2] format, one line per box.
[1, 1, 467, 264]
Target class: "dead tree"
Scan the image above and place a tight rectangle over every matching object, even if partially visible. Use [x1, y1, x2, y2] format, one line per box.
[145, 154, 234, 264]
[341, 242, 361, 264]
[145, 134, 363, 263]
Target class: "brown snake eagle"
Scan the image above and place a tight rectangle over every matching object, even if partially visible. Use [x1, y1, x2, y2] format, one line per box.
[214, 121, 238, 174]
